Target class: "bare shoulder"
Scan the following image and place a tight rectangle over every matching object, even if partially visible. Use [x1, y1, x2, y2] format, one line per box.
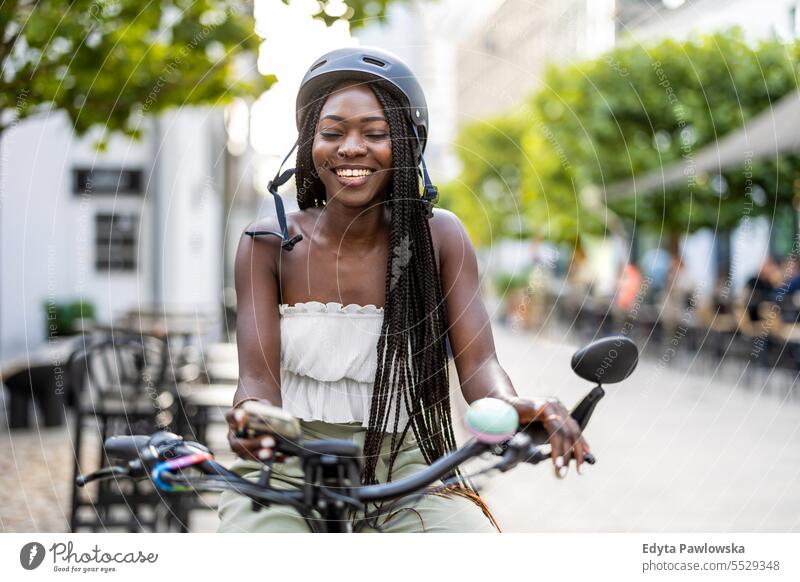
[428, 208, 474, 264]
[241, 208, 310, 247]
[237, 214, 289, 273]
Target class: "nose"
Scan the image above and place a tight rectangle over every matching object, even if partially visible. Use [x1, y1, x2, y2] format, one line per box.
[337, 131, 367, 158]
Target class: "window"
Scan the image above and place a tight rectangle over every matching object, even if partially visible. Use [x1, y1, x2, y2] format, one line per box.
[74, 168, 144, 196]
[95, 213, 139, 272]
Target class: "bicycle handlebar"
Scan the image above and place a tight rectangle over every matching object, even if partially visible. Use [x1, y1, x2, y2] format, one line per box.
[77, 393, 595, 506]
[77, 335, 637, 528]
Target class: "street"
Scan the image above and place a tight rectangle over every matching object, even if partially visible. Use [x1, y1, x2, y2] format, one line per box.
[2, 323, 799, 532]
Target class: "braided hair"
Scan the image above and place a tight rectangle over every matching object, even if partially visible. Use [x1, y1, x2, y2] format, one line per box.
[294, 81, 470, 486]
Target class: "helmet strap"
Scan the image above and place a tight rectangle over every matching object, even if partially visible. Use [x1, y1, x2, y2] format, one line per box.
[244, 141, 304, 251]
[411, 125, 438, 220]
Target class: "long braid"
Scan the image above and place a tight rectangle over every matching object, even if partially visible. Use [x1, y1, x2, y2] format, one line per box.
[293, 81, 489, 515]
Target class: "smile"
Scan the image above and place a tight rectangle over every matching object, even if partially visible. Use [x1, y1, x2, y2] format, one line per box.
[332, 167, 375, 187]
[335, 168, 374, 177]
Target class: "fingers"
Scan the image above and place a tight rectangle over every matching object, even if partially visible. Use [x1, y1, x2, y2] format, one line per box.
[227, 430, 276, 463]
[542, 400, 591, 479]
[226, 404, 276, 463]
[549, 424, 567, 479]
[225, 407, 249, 436]
[542, 401, 569, 478]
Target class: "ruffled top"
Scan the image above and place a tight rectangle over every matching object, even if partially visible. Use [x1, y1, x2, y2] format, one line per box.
[279, 301, 409, 430]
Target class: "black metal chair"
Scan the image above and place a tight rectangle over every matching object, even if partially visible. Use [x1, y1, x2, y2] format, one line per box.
[68, 333, 190, 532]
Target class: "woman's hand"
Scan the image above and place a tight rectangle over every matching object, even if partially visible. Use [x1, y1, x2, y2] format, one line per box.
[225, 400, 276, 463]
[505, 396, 591, 478]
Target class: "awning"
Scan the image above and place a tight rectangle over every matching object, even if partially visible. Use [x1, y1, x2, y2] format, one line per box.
[604, 90, 800, 201]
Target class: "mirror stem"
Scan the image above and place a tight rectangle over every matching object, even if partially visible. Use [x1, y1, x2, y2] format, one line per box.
[570, 385, 605, 431]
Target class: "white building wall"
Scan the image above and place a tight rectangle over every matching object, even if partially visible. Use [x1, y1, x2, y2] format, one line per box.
[1, 107, 224, 359]
[1, 113, 154, 357]
[157, 108, 224, 314]
[621, 0, 800, 44]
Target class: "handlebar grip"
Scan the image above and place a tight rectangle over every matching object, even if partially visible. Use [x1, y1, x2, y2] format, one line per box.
[105, 435, 152, 461]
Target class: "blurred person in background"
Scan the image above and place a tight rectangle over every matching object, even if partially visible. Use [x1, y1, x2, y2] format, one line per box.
[641, 246, 671, 302]
[743, 257, 781, 321]
[564, 246, 594, 299]
[615, 262, 643, 312]
[661, 256, 696, 320]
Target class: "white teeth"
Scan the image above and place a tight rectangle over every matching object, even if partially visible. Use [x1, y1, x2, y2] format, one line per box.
[336, 168, 373, 178]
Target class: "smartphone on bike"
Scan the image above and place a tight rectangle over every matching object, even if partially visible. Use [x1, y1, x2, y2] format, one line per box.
[237, 400, 303, 441]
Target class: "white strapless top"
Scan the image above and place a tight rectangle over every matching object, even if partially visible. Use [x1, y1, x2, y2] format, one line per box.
[279, 301, 409, 429]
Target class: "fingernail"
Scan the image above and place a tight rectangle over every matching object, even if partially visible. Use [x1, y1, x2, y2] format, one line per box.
[261, 436, 275, 448]
[555, 456, 564, 468]
[576, 464, 583, 475]
[558, 465, 568, 478]
[258, 449, 272, 460]
[234, 409, 245, 422]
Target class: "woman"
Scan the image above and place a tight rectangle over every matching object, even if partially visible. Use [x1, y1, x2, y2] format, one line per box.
[218, 46, 590, 533]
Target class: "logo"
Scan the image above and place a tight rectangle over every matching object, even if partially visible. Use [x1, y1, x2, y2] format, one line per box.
[20, 542, 46, 570]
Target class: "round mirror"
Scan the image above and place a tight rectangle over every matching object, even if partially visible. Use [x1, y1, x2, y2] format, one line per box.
[571, 335, 638, 385]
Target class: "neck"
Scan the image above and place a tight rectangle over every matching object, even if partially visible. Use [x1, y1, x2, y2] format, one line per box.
[315, 200, 390, 254]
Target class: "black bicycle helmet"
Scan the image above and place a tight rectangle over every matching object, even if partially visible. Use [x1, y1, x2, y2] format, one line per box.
[245, 45, 438, 251]
[295, 46, 430, 153]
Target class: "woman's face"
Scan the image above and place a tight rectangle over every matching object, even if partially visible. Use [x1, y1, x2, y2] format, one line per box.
[312, 82, 393, 210]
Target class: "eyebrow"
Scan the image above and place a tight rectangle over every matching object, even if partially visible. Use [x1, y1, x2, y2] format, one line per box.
[320, 114, 387, 123]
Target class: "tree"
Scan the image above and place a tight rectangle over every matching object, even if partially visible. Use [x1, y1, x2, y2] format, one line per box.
[523, 29, 800, 248]
[0, 0, 409, 142]
[438, 106, 533, 247]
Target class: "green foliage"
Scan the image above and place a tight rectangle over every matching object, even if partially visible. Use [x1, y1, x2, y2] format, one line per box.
[293, 0, 412, 28]
[1, 0, 408, 141]
[44, 299, 96, 337]
[438, 105, 533, 246]
[445, 29, 800, 247]
[524, 28, 800, 243]
[491, 270, 531, 297]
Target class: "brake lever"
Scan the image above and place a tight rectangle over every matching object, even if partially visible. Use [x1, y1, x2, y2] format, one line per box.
[75, 465, 130, 487]
[490, 435, 596, 472]
[526, 448, 596, 466]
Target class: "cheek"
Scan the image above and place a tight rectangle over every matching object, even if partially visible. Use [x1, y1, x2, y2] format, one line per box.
[311, 138, 328, 174]
[380, 142, 393, 167]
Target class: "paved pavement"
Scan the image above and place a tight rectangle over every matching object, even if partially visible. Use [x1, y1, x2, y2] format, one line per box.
[2, 324, 799, 532]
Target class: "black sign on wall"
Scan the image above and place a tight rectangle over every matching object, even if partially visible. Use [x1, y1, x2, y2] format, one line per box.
[73, 167, 144, 196]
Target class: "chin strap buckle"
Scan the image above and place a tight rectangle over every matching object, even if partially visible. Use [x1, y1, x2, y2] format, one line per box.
[281, 234, 304, 251]
[412, 125, 438, 221]
[422, 183, 438, 220]
[246, 142, 304, 250]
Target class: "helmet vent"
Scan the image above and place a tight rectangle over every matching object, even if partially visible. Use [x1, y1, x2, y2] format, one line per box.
[309, 60, 327, 72]
[362, 56, 386, 68]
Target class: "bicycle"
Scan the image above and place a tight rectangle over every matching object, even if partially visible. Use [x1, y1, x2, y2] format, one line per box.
[76, 335, 638, 533]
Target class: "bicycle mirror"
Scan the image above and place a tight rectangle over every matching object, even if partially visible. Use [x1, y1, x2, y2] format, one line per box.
[570, 335, 638, 385]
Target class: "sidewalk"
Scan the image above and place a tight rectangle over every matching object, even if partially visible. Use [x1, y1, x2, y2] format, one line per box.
[2, 323, 799, 532]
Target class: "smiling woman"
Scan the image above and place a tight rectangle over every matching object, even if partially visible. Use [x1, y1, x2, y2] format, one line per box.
[218, 46, 590, 533]
[311, 83, 394, 205]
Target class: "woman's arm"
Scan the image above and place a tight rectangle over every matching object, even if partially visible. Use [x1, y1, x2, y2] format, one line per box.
[431, 210, 517, 406]
[225, 218, 284, 462]
[232, 218, 283, 407]
[432, 209, 589, 476]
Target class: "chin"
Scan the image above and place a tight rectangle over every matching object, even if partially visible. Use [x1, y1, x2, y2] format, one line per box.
[328, 188, 385, 210]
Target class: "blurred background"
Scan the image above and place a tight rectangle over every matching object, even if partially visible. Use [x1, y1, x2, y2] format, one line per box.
[1, 0, 799, 533]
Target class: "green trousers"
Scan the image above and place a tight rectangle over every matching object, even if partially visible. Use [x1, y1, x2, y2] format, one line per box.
[217, 420, 499, 533]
